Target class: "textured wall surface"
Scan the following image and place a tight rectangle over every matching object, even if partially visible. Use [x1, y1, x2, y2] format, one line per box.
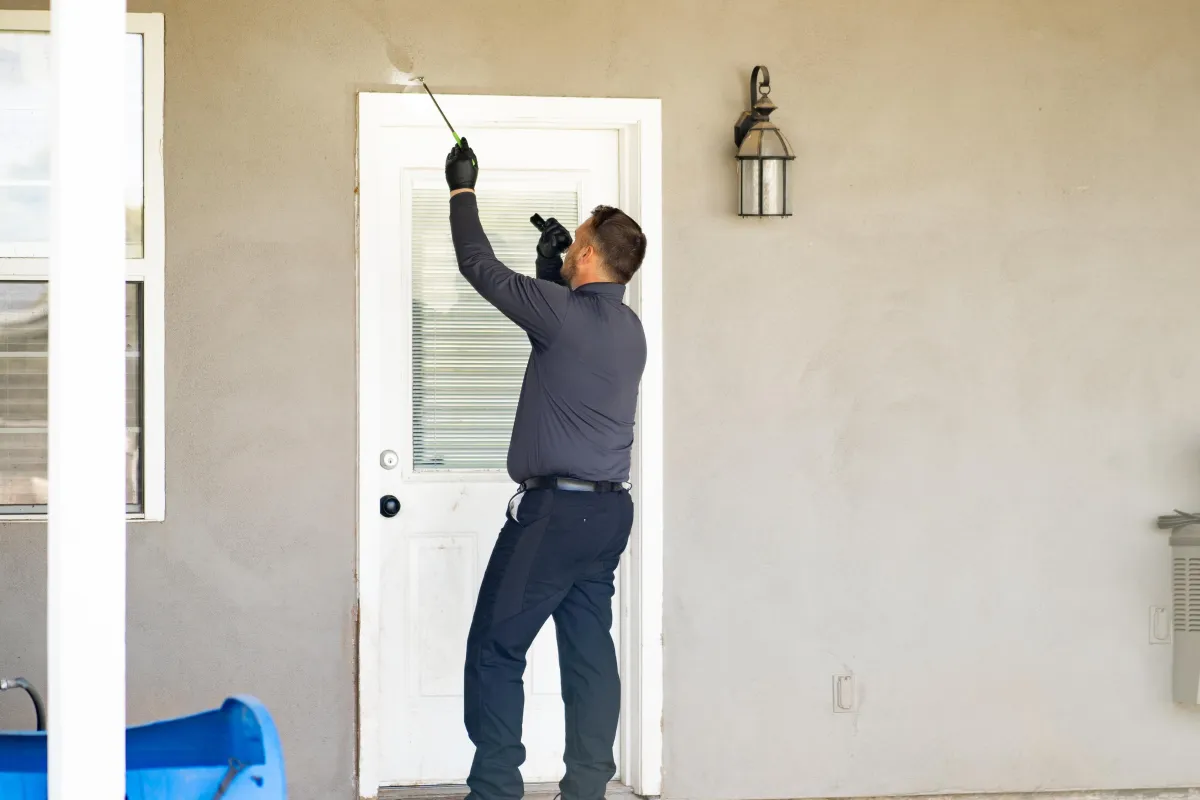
[1, 1, 1199, 799]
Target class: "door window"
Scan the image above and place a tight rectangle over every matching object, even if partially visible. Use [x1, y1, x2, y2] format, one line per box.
[410, 185, 579, 471]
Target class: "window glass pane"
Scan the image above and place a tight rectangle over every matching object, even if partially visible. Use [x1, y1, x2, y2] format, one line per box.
[0, 281, 143, 511]
[0, 185, 48, 242]
[0, 31, 49, 250]
[0, 30, 145, 255]
[125, 282, 143, 507]
[410, 186, 580, 471]
[124, 34, 144, 257]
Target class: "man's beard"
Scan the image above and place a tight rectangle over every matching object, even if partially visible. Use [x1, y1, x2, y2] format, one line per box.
[560, 251, 578, 285]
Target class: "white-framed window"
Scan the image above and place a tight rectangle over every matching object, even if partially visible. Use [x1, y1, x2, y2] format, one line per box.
[0, 11, 165, 520]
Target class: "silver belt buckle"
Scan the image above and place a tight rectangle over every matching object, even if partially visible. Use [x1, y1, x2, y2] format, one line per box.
[555, 477, 593, 492]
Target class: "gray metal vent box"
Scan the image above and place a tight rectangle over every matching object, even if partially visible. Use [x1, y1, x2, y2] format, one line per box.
[1172, 526, 1200, 706]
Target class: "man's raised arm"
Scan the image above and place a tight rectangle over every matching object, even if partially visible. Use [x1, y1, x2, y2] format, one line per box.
[446, 140, 569, 348]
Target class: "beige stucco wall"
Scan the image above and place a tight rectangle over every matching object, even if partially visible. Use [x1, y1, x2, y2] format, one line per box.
[2, 1, 1200, 799]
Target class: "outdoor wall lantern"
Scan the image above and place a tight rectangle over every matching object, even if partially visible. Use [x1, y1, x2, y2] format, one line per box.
[734, 65, 795, 217]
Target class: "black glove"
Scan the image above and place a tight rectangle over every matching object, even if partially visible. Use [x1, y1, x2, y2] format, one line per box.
[445, 138, 478, 191]
[536, 217, 573, 258]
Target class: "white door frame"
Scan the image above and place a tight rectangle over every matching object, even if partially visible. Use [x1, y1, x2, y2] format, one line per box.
[356, 93, 663, 799]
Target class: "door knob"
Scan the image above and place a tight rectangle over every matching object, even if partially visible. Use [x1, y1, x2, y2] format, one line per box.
[380, 495, 401, 518]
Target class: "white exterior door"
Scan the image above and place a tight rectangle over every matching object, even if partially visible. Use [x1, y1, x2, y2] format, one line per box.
[364, 121, 621, 787]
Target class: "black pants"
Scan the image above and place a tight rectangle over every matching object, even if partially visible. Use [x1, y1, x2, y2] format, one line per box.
[464, 487, 633, 800]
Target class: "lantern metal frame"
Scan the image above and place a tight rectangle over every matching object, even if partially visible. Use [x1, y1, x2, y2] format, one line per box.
[734, 65, 796, 217]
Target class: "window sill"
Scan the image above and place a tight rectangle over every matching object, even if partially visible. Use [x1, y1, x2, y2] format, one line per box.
[0, 513, 160, 523]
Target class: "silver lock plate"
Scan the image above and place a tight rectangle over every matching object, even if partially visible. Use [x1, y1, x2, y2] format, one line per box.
[380, 450, 399, 470]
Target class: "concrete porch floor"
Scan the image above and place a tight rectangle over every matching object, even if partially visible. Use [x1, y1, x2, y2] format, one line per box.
[380, 782, 637, 800]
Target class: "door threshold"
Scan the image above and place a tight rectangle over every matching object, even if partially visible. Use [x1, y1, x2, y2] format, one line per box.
[380, 781, 635, 800]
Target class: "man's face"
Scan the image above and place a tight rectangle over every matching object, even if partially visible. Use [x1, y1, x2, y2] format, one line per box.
[560, 218, 591, 285]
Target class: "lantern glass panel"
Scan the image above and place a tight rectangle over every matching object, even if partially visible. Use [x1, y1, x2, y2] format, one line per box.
[761, 158, 787, 216]
[739, 158, 760, 215]
[758, 128, 791, 158]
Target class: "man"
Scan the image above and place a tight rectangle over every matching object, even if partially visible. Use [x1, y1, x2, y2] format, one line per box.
[445, 137, 648, 800]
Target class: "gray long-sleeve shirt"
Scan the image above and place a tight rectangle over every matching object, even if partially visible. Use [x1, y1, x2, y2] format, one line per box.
[449, 193, 647, 484]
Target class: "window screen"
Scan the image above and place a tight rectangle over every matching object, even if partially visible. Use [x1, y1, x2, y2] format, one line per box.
[410, 186, 580, 471]
[0, 281, 143, 511]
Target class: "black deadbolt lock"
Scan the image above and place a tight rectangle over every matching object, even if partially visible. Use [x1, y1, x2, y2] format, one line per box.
[380, 495, 401, 518]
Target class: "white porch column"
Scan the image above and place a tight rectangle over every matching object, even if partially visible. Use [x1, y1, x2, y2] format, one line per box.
[47, 1, 128, 799]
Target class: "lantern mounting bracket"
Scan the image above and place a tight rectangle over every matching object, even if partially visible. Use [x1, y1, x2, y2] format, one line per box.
[734, 65, 772, 148]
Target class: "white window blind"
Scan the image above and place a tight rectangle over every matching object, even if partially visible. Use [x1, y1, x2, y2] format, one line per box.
[410, 186, 580, 471]
[0, 282, 143, 511]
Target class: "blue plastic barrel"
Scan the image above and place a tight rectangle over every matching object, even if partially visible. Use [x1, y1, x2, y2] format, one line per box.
[0, 695, 285, 799]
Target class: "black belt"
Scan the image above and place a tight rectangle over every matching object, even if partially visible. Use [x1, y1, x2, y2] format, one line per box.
[522, 476, 624, 493]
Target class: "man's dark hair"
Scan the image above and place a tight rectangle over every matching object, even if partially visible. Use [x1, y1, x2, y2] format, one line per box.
[588, 205, 647, 284]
